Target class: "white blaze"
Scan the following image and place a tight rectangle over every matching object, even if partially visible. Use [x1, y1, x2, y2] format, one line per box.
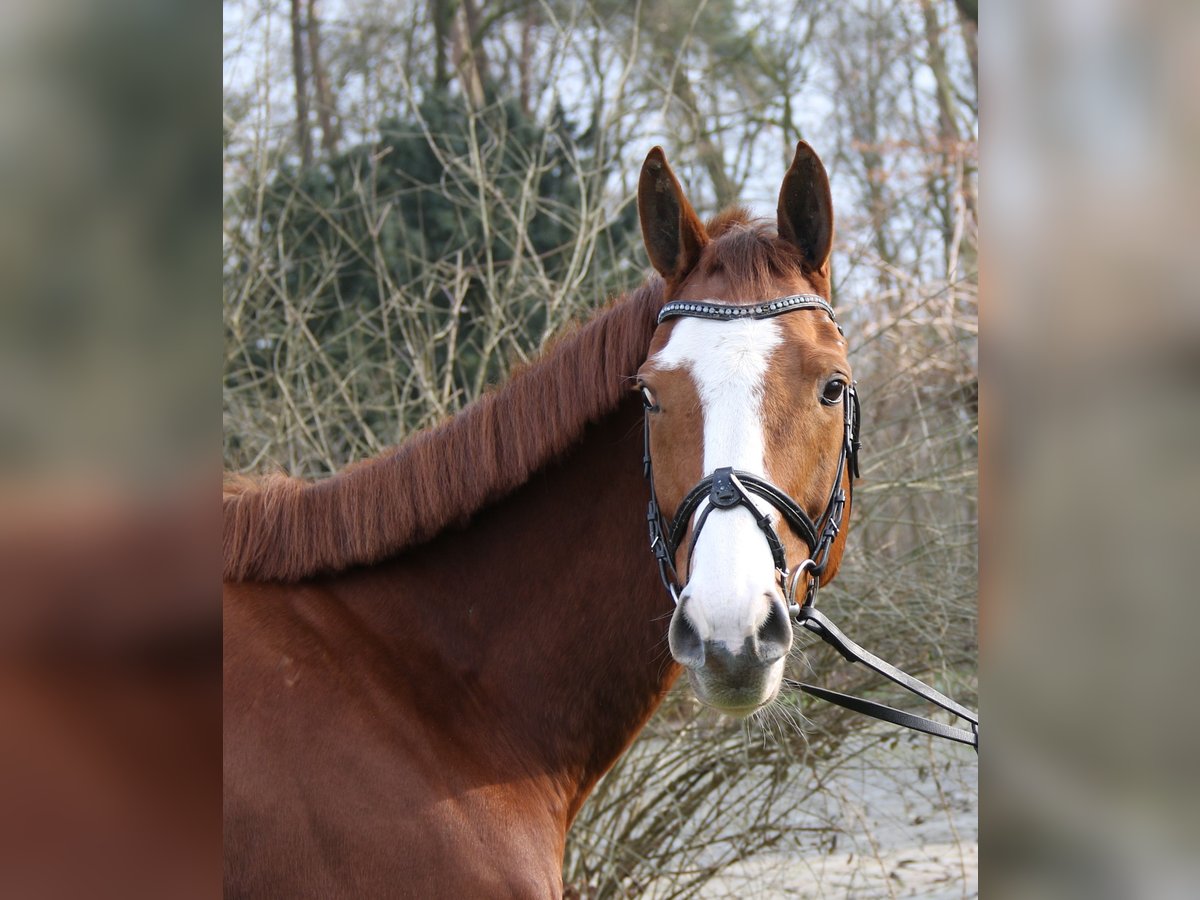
[651, 316, 783, 651]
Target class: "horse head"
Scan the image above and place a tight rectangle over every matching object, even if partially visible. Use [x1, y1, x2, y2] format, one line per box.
[636, 143, 855, 715]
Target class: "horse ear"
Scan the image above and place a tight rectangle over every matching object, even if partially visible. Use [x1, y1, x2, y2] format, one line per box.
[777, 141, 834, 275]
[638, 147, 708, 283]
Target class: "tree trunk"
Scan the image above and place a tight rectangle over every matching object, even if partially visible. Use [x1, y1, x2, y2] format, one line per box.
[954, 0, 979, 102]
[289, 0, 312, 168]
[307, 0, 340, 156]
[920, 0, 961, 150]
[678, 75, 737, 210]
[431, 0, 451, 92]
[449, 1, 486, 109]
[519, 3, 537, 116]
[660, 54, 737, 209]
[460, 0, 491, 105]
[920, 0, 975, 273]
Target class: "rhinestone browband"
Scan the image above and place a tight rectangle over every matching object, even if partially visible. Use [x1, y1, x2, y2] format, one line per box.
[657, 293, 840, 332]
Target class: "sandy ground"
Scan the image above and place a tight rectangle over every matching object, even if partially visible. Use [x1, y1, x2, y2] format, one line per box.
[703, 732, 978, 898]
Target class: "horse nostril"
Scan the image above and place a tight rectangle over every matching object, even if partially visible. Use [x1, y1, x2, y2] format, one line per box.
[668, 603, 705, 668]
[754, 595, 793, 664]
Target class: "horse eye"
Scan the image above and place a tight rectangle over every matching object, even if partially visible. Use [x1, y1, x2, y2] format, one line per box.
[821, 378, 846, 406]
[639, 385, 659, 411]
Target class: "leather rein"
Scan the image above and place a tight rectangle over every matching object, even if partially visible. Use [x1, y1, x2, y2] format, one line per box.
[642, 293, 979, 751]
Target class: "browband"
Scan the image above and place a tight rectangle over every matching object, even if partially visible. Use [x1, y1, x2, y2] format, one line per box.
[657, 293, 840, 333]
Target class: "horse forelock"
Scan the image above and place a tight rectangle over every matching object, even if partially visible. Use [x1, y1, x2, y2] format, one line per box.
[696, 209, 829, 300]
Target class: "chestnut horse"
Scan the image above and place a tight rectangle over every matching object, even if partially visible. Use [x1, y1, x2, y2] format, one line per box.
[223, 143, 853, 897]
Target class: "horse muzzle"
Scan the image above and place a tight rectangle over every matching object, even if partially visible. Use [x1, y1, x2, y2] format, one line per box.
[668, 592, 792, 714]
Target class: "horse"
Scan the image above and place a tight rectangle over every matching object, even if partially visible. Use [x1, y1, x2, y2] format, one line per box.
[223, 141, 855, 898]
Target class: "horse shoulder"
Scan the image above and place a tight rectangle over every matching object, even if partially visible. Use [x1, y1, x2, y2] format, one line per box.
[222, 580, 567, 898]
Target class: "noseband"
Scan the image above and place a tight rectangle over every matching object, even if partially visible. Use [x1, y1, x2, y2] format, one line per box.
[642, 293, 979, 750]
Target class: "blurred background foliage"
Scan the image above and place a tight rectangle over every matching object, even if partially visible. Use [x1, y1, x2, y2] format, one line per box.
[223, 0, 977, 894]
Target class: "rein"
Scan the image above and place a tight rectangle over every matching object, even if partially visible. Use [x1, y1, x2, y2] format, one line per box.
[643, 294, 979, 751]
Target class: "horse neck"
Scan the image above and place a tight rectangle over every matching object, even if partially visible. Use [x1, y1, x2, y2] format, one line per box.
[340, 396, 678, 824]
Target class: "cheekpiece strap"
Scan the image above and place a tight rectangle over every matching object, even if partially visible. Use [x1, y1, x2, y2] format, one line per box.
[658, 293, 839, 333]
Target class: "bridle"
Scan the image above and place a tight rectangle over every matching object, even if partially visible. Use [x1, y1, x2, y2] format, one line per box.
[642, 293, 979, 751]
[644, 294, 858, 613]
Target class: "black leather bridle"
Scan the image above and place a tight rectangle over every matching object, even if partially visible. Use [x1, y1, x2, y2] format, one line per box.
[642, 293, 979, 751]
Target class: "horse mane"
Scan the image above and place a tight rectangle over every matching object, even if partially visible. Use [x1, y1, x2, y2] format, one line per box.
[224, 278, 667, 582]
